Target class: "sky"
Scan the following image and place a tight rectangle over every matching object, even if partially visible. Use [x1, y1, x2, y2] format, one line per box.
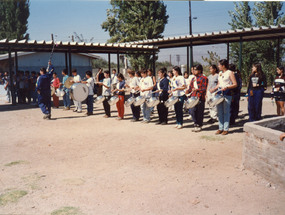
[27, 0, 284, 65]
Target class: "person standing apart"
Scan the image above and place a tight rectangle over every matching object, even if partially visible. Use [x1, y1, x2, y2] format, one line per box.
[98, 71, 111, 118]
[36, 67, 53, 119]
[81, 71, 94, 116]
[187, 64, 208, 132]
[111, 69, 118, 90]
[96, 68, 104, 96]
[61, 69, 71, 110]
[213, 59, 237, 135]
[156, 68, 169, 125]
[126, 70, 141, 121]
[3, 72, 11, 103]
[139, 69, 154, 123]
[113, 73, 125, 120]
[71, 69, 82, 113]
[206, 65, 219, 123]
[271, 66, 285, 116]
[247, 63, 267, 122]
[51, 73, 60, 108]
[171, 66, 186, 129]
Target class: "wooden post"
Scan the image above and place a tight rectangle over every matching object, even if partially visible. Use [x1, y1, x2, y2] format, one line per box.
[68, 50, 72, 75]
[239, 37, 243, 71]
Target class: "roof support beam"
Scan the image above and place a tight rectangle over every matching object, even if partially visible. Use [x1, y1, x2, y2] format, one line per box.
[108, 53, 111, 74]
[277, 37, 280, 66]
[117, 51, 120, 74]
[68, 50, 72, 76]
[187, 46, 189, 73]
[227, 42, 229, 63]
[65, 52, 68, 71]
[239, 37, 243, 72]
[152, 50, 156, 76]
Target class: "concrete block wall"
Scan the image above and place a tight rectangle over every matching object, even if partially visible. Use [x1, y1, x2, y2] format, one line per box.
[243, 116, 285, 188]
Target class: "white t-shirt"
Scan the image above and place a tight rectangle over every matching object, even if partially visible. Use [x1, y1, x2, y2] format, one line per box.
[172, 75, 186, 97]
[129, 77, 140, 93]
[102, 78, 111, 96]
[73, 74, 81, 83]
[140, 76, 153, 98]
[218, 70, 233, 89]
[111, 74, 118, 85]
[86, 77, 94, 95]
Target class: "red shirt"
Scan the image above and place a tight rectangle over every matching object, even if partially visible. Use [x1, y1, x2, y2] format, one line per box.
[52, 77, 60, 89]
[189, 75, 208, 101]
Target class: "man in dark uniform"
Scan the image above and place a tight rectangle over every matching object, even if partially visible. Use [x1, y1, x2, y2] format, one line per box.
[36, 67, 54, 119]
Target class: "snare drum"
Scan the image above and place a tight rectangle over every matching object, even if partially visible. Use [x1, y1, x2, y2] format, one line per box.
[70, 83, 89, 102]
[125, 97, 135, 107]
[208, 94, 224, 107]
[164, 96, 178, 108]
[108, 96, 119, 106]
[146, 97, 160, 107]
[185, 96, 199, 109]
[133, 96, 146, 107]
[55, 88, 65, 97]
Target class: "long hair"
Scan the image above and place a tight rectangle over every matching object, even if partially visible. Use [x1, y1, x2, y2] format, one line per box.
[252, 63, 263, 78]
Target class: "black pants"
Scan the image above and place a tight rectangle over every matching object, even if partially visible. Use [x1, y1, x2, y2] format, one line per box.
[230, 94, 240, 124]
[192, 100, 205, 127]
[103, 96, 111, 116]
[157, 95, 168, 123]
[130, 93, 140, 120]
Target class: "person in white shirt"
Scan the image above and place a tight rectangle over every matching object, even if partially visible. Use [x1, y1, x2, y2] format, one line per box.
[71, 69, 82, 113]
[170, 66, 186, 129]
[81, 71, 94, 116]
[126, 70, 141, 121]
[111, 69, 118, 90]
[139, 69, 154, 123]
[98, 71, 111, 117]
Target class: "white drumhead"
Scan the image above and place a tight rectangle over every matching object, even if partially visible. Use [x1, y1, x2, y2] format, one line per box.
[71, 83, 89, 102]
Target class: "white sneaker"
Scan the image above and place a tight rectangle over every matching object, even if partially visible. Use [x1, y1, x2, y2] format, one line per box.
[187, 115, 192, 120]
[174, 124, 178, 128]
[177, 125, 183, 129]
[195, 127, 202, 132]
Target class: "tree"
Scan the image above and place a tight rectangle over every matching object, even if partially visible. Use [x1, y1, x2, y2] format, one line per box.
[102, 0, 168, 70]
[0, 0, 30, 40]
[202, 51, 221, 66]
[228, 2, 285, 85]
[91, 58, 117, 69]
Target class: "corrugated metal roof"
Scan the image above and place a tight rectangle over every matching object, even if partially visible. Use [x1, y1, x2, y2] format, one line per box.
[0, 39, 158, 54]
[127, 24, 285, 49]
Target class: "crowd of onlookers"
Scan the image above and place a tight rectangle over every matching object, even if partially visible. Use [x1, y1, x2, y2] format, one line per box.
[0, 70, 40, 104]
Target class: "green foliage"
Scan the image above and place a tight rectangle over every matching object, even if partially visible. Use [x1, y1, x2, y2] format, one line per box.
[228, 2, 285, 85]
[51, 206, 84, 215]
[102, 0, 168, 70]
[202, 51, 221, 66]
[91, 58, 117, 70]
[0, 0, 30, 40]
[0, 190, 28, 206]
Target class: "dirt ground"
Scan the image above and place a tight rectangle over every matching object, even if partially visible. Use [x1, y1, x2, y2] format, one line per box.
[0, 97, 285, 215]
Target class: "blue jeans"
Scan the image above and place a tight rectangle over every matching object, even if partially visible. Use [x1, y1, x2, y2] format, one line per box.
[174, 95, 185, 125]
[141, 102, 151, 121]
[217, 95, 232, 131]
[248, 89, 264, 122]
[63, 92, 71, 108]
[87, 95, 93, 113]
[38, 90, 51, 115]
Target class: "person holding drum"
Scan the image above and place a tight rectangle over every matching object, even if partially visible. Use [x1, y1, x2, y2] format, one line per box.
[187, 64, 208, 132]
[139, 69, 154, 123]
[98, 71, 111, 118]
[81, 71, 95, 116]
[271, 66, 285, 116]
[156, 68, 169, 125]
[126, 70, 141, 121]
[212, 59, 237, 135]
[112, 73, 126, 120]
[61, 69, 71, 110]
[71, 69, 82, 113]
[247, 63, 267, 122]
[171, 66, 186, 129]
[51, 73, 60, 108]
[36, 67, 54, 119]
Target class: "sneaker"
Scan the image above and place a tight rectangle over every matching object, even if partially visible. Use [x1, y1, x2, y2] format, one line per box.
[77, 110, 82, 113]
[103, 115, 110, 118]
[155, 121, 162, 125]
[143, 120, 150, 124]
[161, 122, 167, 125]
[73, 109, 78, 112]
[43, 114, 50, 119]
[215, 130, 223, 135]
[187, 115, 192, 120]
[177, 125, 183, 129]
[192, 127, 197, 132]
[195, 127, 202, 132]
[174, 124, 178, 128]
[116, 117, 123, 120]
[130, 119, 136, 122]
[85, 112, 93, 116]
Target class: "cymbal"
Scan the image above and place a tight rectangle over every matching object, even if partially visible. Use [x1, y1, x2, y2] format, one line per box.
[64, 77, 74, 88]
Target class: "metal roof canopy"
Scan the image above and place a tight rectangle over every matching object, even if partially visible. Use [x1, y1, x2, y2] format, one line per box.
[128, 24, 285, 49]
[0, 39, 158, 54]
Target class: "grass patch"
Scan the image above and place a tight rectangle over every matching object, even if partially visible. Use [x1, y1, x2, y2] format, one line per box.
[4, 160, 28, 167]
[51, 207, 84, 215]
[0, 190, 28, 206]
[200, 135, 224, 142]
